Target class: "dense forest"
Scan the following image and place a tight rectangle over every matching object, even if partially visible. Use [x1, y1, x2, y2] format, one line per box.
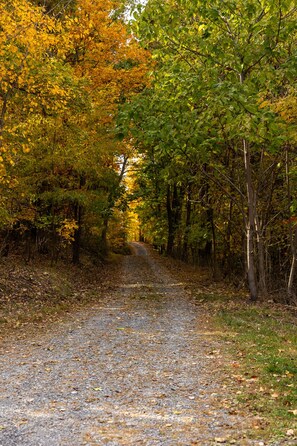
[1, 0, 297, 303]
[0, 0, 149, 263]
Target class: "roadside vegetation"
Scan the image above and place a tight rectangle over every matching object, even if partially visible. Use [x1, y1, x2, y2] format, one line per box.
[195, 291, 297, 440]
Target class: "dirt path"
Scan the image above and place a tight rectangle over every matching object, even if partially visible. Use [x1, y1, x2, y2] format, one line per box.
[0, 243, 264, 445]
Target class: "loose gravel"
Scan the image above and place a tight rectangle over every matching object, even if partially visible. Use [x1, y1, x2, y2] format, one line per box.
[0, 243, 277, 445]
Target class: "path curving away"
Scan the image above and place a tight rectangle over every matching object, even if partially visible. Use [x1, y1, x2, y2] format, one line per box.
[0, 243, 265, 445]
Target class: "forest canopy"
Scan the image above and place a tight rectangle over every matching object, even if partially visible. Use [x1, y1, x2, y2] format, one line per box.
[0, 0, 297, 303]
[118, 0, 297, 302]
[0, 0, 149, 263]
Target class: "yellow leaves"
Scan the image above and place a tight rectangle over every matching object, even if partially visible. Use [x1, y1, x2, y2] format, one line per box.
[274, 96, 297, 123]
[57, 219, 79, 243]
[65, 0, 151, 119]
[0, 1, 66, 98]
[259, 89, 297, 125]
[50, 85, 67, 97]
[22, 145, 30, 154]
[0, 0, 149, 241]
[0, 1, 56, 54]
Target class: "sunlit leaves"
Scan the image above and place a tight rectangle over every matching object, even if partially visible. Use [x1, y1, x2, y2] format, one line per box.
[0, 0, 150, 256]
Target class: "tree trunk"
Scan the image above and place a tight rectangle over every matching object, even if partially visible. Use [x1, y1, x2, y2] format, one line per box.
[224, 199, 233, 274]
[182, 184, 192, 261]
[101, 216, 109, 256]
[100, 156, 129, 255]
[72, 176, 85, 265]
[254, 214, 267, 296]
[166, 183, 182, 256]
[257, 233, 266, 296]
[239, 70, 258, 301]
[286, 146, 297, 301]
[288, 226, 297, 301]
[210, 207, 217, 278]
[243, 138, 258, 301]
[166, 185, 175, 256]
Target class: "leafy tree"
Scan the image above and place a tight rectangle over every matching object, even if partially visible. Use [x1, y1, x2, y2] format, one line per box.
[125, 0, 297, 299]
[0, 0, 150, 263]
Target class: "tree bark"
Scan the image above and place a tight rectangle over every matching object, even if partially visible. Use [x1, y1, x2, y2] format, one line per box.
[286, 147, 297, 301]
[240, 68, 258, 301]
[100, 155, 129, 255]
[182, 184, 192, 261]
[288, 226, 297, 301]
[243, 137, 258, 301]
[254, 214, 267, 296]
[166, 185, 175, 256]
[166, 183, 182, 256]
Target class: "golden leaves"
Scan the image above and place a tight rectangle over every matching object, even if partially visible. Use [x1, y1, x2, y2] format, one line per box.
[65, 0, 151, 117]
[0, 0, 150, 238]
[57, 219, 79, 243]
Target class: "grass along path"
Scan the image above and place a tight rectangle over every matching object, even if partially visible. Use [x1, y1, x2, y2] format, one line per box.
[191, 291, 297, 443]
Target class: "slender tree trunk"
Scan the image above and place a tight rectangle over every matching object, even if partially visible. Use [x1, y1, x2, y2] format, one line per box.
[166, 185, 174, 256]
[210, 208, 217, 278]
[225, 199, 233, 274]
[50, 207, 58, 266]
[254, 214, 267, 296]
[288, 227, 297, 301]
[243, 138, 258, 301]
[182, 184, 192, 261]
[100, 156, 129, 255]
[198, 165, 213, 266]
[239, 70, 258, 301]
[257, 231, 267, 296]
[286, 147, 297, 301]
[101, 216, 109, 255]
[166, 183, 182, 256]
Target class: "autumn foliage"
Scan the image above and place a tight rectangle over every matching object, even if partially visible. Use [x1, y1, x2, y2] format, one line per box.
[0, 0, 149, 262]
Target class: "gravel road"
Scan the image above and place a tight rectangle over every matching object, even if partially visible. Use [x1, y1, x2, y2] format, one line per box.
[0, 243, 270, 445]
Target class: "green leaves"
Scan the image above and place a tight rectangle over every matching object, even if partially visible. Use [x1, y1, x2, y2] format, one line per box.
[126, 0, 297, 285]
